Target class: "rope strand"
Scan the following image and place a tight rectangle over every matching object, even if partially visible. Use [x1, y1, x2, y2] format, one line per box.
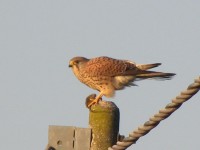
[109, 76, 200, 150]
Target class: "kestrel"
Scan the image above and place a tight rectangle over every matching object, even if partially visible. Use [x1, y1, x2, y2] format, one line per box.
[69, 56, 175, 107]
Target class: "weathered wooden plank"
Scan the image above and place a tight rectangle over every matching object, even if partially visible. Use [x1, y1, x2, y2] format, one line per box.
[46, 126, 92, 150]
[74, 128, 91, 150]
[48, 125, 75, 150]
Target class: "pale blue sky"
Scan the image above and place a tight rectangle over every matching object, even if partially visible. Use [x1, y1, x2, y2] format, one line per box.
[0, 1, 200, 150]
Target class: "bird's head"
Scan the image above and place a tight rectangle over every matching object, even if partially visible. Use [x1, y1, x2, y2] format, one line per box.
[69, 57, 89, 69]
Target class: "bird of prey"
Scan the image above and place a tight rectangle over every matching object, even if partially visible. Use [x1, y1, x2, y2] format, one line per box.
[69, 56, 175, 107]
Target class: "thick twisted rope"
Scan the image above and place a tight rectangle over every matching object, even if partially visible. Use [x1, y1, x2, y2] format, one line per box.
[109, 76, 200, 150]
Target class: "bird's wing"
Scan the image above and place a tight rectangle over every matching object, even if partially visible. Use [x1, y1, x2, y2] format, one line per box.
[84, 56, 140, 77]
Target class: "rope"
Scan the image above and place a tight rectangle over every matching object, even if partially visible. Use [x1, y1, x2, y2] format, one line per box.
[109, 76, 200, 150]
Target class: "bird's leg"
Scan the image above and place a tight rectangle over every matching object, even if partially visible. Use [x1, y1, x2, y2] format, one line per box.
[87, 92, 104, 107]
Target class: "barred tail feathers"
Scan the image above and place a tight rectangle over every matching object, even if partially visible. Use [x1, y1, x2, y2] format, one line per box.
[136, 63, 161, 70]
[136, 71, 175, 80]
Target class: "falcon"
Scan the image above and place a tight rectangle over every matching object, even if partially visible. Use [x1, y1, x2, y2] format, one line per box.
[69, 56, 175, 107]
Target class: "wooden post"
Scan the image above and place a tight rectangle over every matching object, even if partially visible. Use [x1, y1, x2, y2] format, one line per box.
[87, 94, 120, 150]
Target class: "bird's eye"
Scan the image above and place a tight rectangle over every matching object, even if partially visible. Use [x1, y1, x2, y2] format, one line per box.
[73, 60, 79, 65]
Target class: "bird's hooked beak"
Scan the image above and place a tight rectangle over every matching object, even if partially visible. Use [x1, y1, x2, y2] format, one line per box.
[68, 61, 73, 67]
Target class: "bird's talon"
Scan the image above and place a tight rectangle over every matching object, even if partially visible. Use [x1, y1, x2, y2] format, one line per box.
[87, 101, 97, 108]
[87, 97, 102, 108]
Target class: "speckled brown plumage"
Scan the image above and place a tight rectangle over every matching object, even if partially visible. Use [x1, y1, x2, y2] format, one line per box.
[69, 56, 175, 107]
